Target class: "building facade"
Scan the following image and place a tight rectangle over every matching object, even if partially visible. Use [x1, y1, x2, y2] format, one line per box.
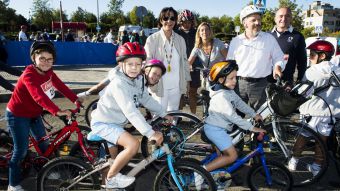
[303, 1, 340, 32]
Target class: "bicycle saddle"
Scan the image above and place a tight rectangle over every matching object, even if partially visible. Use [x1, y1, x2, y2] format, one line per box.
[87, 132, 104, 142]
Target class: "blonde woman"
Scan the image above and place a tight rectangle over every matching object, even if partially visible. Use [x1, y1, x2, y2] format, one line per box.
[188, 22, 228, 89]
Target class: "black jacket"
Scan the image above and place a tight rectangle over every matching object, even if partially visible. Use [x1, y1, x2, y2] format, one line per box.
[270, 28, 307, 84]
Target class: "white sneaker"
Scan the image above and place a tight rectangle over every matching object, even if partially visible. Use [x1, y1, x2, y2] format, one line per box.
[194, 172, 204, 190]
[105, 173, 135, 188]
[307, 163, 321, 177]
[287, 157, 298, 171]
[7, 185, 25, 191]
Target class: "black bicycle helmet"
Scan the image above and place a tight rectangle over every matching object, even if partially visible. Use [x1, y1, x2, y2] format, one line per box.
[30, 41, 56, 61]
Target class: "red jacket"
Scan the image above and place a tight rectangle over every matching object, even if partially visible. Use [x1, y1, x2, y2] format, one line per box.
[7, 65, 78, 117]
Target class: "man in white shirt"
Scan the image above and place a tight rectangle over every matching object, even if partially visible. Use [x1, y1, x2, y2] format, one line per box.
[227, 5, 285, 110]
[104, 28, 115, 43]
[18, 25, 28, 41]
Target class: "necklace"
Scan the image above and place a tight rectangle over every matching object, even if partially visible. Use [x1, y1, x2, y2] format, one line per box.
[164, 36, 174, 72]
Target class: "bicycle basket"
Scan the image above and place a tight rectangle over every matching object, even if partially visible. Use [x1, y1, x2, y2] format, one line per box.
[266, 82, 312, 116]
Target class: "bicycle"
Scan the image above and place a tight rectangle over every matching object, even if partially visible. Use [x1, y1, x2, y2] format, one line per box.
[36, 133, 217, 191]
[0, 103, 100, 185]
[197, 132, 293, 190]
[141, 77, 330, 186]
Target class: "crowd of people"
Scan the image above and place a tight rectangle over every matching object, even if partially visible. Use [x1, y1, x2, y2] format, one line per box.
[15, 24, 149, 45]
[1, 4, 340, 191]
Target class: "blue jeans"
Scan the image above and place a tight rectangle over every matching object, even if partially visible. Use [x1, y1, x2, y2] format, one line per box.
[6, 110, 49, 186]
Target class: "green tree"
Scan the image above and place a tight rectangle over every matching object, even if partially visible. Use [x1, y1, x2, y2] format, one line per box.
[52, 9, 68, 22]
[108, 0, 124, 15]
[142, 11, 156, 28]
[233, 14, 244, 34]
[261, 9, 275, 32]
[70, 7, 87, 22]
[31, 0, 53, 30]
[220, 15, 234, 34]
[301, 27, 314, 38]
[129, 6, 139, 25]
[196, 15, 210, 26]
[84, 12, 97, 23]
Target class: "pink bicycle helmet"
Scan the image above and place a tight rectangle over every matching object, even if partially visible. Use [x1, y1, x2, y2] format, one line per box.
[178, 9, 195, 24]
[143, 59, 166, 75]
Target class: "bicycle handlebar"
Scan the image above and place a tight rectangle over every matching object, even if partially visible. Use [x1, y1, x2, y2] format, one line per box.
[59, 101, 83, 125]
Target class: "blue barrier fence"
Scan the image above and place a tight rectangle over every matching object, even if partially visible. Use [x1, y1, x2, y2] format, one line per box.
[4, 41, 118, 66]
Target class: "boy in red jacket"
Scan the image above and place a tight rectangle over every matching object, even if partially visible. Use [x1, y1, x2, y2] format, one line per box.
[6, 41, 82, 191]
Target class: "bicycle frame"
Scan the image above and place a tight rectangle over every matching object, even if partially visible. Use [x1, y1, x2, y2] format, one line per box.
[202, 134, 274, 186]
[29, 120, 96, 163]
[63, 143, 186, 190]
[2, 112, 97, 168]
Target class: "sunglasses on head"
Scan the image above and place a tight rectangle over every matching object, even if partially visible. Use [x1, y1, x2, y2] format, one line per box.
[162, 16, 176, 22]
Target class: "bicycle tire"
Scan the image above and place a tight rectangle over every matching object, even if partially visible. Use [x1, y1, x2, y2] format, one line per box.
[141, 112, 201, 170]
[153, 160, 217, 191]
[265, 120, 328, 186]
[37, 156, 100, 191]
[247, 160, 293, 191]
[85, 98, 99, 127]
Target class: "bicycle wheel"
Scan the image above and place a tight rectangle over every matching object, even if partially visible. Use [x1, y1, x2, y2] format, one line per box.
[37, 156, 100, 191]
[84, 99, 99, 127]
[153, 160, 217, 191]
[141, 112, 201, 169]
[265, 120, 328, 186]
[247, 160, 293, 191]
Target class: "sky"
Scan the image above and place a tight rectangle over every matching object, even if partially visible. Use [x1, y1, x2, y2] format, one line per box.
[8, 0, 340, 20]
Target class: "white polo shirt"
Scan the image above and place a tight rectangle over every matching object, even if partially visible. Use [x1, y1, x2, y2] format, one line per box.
[227, 31, 285, 78]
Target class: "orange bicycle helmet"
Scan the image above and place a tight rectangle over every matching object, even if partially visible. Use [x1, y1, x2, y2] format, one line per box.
[209, 60, 238, 83]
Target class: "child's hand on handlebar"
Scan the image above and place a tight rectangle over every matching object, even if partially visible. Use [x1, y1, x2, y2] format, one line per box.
[149, 131, 164, 146]
[253, 114, 263, 122]
[56, 110, 72, 118]
[164, 115, 174, 122]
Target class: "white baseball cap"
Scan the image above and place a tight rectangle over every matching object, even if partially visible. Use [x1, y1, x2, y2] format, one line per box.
[240, 5, 263, 23]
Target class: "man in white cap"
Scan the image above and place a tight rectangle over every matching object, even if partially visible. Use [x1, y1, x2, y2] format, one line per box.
[227, 5, 285, 110]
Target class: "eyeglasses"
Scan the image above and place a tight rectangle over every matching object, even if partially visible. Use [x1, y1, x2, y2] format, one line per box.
[162, 16, 176, 22]
[39, 56, 54, 63]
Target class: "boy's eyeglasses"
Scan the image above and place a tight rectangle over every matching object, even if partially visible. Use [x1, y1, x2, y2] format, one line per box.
[39, 57, 54, 63]
[162, 16, 176, 22]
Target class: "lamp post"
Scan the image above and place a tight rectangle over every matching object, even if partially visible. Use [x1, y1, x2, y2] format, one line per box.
[28, 10, 32, 32]
[96, 0, 101, 33]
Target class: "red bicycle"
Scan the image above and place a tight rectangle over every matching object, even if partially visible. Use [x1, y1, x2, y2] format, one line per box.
[0, 103, 100, 185]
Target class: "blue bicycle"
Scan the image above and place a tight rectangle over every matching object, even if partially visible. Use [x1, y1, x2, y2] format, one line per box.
[188, 131, 293, 190]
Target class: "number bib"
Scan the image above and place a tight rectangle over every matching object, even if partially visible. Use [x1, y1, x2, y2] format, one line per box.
[41, 78, 55, 99]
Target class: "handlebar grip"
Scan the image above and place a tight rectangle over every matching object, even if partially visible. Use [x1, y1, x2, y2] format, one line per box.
[331, 71, 340, 85]
[275, 75, 281, 86]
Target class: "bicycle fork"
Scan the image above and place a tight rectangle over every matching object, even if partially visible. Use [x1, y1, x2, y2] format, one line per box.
[167, 155, 184, 191]
[271, 120, 290, 158]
